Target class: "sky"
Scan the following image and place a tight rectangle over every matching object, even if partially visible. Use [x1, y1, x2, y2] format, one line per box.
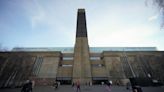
[0, 0, 164, 51]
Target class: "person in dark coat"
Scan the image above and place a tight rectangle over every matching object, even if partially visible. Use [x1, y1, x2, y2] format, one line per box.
[72, 82, 75, 87]
[106, 81, 112, 92]
[21, 80, 30, 92]
[28, 80, 33, 92]
[21, 83, 28, 92]
[52, 81, 58, 90]
[76, 80, 81, 92]
[55, 82, 58, 89]
[126, 82, 130, 90]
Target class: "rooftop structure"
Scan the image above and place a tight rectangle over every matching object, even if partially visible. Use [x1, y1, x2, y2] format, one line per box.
[12, 47, 157, 53]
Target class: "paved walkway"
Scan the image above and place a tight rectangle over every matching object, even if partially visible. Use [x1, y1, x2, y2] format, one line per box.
[0, 85, 164, 92]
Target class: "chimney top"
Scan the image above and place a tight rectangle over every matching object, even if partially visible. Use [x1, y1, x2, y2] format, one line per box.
[78, 9, 85, 12]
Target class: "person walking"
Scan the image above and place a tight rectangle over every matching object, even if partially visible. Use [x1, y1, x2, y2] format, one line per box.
[106, 81, 112, 92]
[21, 80, 28, 92]
[76, 80, 81, 92]
[28, 80, 33, 92]
[72, 82, 75, 87]
[52, 81, 58, 90]
[21, 80, 31, 92]
[54, 82, 58, 90]
[32, 80, 35, 91]
[126, 82, 130, 90]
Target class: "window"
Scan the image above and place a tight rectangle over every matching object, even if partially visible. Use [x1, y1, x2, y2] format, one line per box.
[62, 57, 73, 60]
[92, 64, 104, 67]
[90, 57, 101, 60]
[61, 64, 72, 67]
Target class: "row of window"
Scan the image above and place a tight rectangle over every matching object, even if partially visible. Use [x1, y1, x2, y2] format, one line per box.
[61, 57, 102, 60]
[60, 64, 104, 67]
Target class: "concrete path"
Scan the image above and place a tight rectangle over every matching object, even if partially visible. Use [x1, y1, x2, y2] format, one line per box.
[0, 85, 164, 92]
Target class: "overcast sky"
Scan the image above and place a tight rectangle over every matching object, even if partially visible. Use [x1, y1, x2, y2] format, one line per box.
[0, 0, 164, 50]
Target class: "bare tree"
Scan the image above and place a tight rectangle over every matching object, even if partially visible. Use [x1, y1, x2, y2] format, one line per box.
[153, 0, 164, 10]
[152, 0, 164, 28]
[0, 43, 9, 51]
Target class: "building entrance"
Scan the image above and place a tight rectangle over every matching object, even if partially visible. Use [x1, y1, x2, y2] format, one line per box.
[92, 77, 108, 84]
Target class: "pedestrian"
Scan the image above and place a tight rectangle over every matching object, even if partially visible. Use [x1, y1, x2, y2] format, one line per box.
[72, 82, 75, 87]
[89, 82, 92, 86]
[126, 82, 130, 90]
[76, 80, 81, 92]
[116, 80, 120, 86]
[101, 81, 104, 85]
[52, 81, 55, 89]
[58, 81, 60, 86]
[106, 81, 112, 92]
[32, 80, 35, 90]
[52, 81, 58, 90]
[55, 82, 58, 89]
[28, 80, 33, 92]
[109, 80, 112, 85]
[21, 80, 30, 92]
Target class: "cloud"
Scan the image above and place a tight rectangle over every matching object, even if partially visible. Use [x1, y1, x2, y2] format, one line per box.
[148, 14, 158, 21]
[31, 9, 46, 28]
[29, 1, 46, 28]
[88, 23, 157, 47]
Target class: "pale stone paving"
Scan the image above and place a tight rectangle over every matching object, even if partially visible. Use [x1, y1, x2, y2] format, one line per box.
[0, 85, 164, 92]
